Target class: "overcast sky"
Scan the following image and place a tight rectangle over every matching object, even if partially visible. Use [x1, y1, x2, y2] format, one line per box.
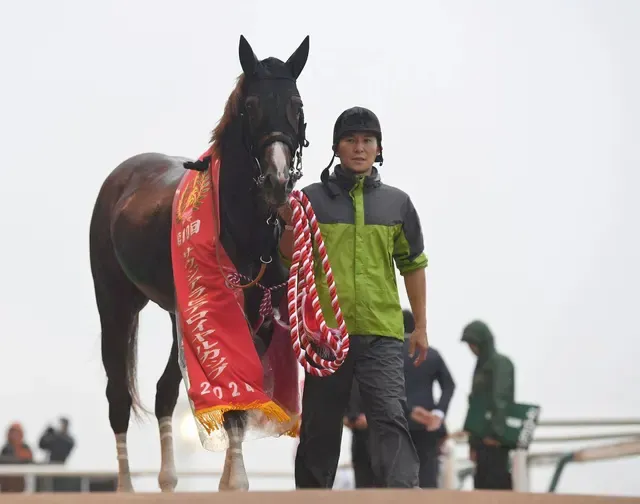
[0, 0, 638, 496]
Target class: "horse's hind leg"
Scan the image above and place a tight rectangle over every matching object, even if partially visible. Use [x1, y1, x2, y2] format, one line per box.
[155, 313, 182, 492]
[219, 411, 249, 491]
[92, 239, 148, 492]
[95, 284, 148, 492]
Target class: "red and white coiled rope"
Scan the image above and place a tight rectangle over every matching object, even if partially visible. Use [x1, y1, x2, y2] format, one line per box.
[286, 189, 350, 376]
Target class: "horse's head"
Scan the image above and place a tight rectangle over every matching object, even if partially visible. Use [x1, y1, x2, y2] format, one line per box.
[238, 35, 309, 209]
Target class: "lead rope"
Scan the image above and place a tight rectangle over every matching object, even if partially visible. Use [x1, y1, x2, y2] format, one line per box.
[286, 189, 349, 376]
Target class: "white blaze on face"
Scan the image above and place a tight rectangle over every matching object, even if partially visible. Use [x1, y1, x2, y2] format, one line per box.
[269, 141, 289, 184]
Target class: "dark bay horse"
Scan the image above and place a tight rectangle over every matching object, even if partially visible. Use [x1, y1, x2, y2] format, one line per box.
[89, 35, 310, 492]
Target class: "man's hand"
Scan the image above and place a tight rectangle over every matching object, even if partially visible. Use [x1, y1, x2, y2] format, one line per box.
[470, 447, 477, 462]
[410, 407, 443, 431]
[425, 412, 443, 432]
[410, 406, 430, 425]
[353, 414, 367, 430]
[483, 437, 501, 446]
[277, 202, 293, 224]
[408, 324, 428, 366]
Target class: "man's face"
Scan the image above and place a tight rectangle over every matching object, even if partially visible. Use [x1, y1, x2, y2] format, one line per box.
[468, 343, 479, 356]
[336, 132, 380, 174]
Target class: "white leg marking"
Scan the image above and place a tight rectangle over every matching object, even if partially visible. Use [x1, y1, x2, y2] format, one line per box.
[220, 424, 248, 491]
[158, 416, 178, 492]
[115, 433, 134, 492]
[218, 448, 233, 491]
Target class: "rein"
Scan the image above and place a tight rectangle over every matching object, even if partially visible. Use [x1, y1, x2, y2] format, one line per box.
[285, 189, 350, 376]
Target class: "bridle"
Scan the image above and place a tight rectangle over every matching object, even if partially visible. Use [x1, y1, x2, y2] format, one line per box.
[239, 96, 309, 190]
[185, 89, 308, 193]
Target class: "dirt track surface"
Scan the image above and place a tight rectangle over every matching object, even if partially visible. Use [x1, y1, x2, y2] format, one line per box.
[2, 490, 639, 504]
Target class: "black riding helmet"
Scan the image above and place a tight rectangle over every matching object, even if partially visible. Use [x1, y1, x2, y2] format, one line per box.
[320, 106, 384, 191]
[332, 106, 383, 164]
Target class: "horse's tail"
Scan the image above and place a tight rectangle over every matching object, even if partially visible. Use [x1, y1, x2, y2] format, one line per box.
[127, 314, 150, 421]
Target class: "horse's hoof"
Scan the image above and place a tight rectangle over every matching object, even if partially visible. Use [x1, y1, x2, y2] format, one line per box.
[159, 471, 178, 492]
[228, 477, 249, 491]
[219, 475, 248, 492]
[219, 485, 249, 492]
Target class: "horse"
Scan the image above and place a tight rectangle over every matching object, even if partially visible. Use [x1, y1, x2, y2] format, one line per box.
[88, 34, 310, 492]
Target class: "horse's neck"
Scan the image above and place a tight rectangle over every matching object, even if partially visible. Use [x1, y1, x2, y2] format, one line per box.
[218, 147, 271, 269]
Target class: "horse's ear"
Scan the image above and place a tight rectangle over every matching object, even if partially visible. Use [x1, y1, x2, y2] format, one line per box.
[239, 35, 259, 77]
[285, 35, 310, 80]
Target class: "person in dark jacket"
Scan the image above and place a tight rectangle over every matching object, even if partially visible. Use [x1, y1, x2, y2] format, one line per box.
[344, 380, 376, 488]
[39, 417, 74, 464]
[38, 417, 76, 492]
[402, 309, 455, 488]
[461, 320, 515, 490]
[344, 310, 454, 489]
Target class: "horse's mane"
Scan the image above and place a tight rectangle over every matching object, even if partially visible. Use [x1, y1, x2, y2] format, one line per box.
[210, 74, 245, 160]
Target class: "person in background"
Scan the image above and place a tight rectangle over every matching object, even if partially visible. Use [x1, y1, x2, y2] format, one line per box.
[402, 309, 456, 488]
[343, 380, 376, 488]
[38, 417, 76, 492]
[461, 320, 515, 490]
[0, 423, 33, 493]
[39, 417, 74, 464]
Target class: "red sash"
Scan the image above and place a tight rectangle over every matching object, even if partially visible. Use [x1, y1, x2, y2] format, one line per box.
[171, 151, 299, 439]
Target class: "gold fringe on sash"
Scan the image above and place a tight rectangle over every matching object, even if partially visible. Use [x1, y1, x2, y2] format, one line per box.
[194, 399, 296, 436]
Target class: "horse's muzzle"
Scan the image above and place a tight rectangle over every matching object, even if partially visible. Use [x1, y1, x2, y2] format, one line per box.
[260, 172, 290, 207]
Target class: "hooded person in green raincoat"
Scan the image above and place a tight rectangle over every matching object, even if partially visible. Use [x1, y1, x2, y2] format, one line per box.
[461, 320, 515, 490]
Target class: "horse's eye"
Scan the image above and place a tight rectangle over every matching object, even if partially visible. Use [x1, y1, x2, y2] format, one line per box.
[245, 97, 259, 113]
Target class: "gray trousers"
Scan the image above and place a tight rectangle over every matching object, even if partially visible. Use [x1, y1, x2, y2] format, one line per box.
[294, 335, 419, 488]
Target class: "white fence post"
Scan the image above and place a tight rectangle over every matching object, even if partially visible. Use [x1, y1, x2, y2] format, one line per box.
[439, 438, 458, 489]
[512, 448, 529, 492]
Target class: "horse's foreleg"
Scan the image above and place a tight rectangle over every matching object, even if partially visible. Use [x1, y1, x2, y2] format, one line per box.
[219, 411, 249, 491]
[218, 446, 233, 490]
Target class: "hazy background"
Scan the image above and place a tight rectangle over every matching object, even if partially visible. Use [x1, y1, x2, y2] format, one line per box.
[0, 0, 638, 496]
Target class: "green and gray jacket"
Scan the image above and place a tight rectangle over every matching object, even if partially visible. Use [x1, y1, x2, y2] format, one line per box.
[288, 164, 428, 340]
[461, 321, 515, 446]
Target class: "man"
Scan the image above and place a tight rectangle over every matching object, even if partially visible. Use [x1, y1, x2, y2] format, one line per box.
[461, 320, 515, 490]
[279, 106, 428, 489]
[403, 309, 455, 488]
[39, 417, 75, 464]
[38, 417, 77, 491]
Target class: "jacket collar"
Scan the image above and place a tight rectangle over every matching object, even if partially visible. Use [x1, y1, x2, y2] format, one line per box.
[330, 164, 381, 191]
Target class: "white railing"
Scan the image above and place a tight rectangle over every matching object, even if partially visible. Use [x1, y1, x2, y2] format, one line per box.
[0, 466, 298, 493]
[448, 417, 640, 492]
[1, 417, 639, 493]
